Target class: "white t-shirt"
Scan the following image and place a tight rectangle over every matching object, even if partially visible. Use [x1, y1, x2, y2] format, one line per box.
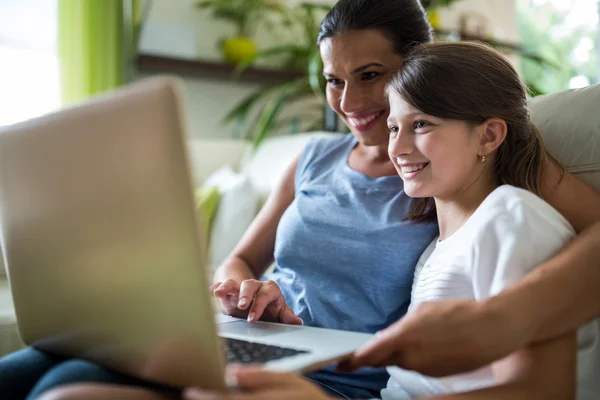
[381, 185, 600, 400]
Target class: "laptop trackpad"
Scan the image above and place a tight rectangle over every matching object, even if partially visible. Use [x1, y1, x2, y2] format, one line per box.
[218, 320, 302, 338]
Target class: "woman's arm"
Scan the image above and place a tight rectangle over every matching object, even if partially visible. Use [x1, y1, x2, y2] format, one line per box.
[540, 160, 600, 234]
[213, 154, 300, 284]
[211, 155, 303, 323]
[423, 332, 577, 400]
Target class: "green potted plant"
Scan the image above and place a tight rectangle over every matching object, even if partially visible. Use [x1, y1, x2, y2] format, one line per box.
[195, 0, 284, 64]
[224, 2, 331, 148]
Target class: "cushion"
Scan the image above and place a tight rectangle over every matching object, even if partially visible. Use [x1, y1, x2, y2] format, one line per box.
[195, 185, 220, 240]
[529, 84, 600, 190]
[187, 139, 250, 187]
[203, 167, 260, 271]
[240, 132, 343, 204]
[0, 279, 24, 356]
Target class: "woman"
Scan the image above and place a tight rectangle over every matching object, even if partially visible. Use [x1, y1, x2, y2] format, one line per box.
[3, 0, 600, 399]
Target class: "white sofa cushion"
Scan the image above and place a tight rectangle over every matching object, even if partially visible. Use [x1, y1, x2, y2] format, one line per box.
[240, 132, 343, 203]
[529, 84, 600, 190]
[186, 139, 250, 187]
[0, 279, 24, 356]
[203, 167, 260, 271]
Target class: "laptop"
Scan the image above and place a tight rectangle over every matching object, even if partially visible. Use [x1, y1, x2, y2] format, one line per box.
[0, 77, 373, 391]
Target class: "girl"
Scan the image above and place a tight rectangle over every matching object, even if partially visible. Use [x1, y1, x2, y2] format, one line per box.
[377, 41, 598, 399]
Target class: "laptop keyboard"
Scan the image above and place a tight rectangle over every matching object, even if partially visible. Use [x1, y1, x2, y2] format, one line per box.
[224, 337, 310, 364]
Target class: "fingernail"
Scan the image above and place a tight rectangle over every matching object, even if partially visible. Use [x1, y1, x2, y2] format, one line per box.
[183, 388, 207, 400]
[224, 364, 241, 388]
[238, 297, 248, 308]
[225, 371, 239, 388]
[247, 312, 255, 322]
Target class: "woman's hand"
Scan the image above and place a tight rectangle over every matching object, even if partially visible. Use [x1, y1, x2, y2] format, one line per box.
[338, 300, 526, 377]
[183, 368, 334, 400]
[211, 279, 302, 325]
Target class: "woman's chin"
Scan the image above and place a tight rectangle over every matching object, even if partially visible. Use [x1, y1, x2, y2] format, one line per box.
[349, 126, 389, 146]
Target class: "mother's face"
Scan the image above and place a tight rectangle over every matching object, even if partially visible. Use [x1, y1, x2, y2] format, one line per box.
[320, 29, 403, 147]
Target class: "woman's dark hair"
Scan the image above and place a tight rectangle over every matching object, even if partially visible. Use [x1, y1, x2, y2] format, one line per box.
[386, 41, 562, 223]
[317, 0, 433, 56]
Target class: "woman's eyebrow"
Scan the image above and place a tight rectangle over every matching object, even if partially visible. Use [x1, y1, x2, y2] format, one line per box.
[323, 63, 385, 77]
[352, 63, 384, 73]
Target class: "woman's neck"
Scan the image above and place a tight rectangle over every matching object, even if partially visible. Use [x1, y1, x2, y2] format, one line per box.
[435, 178, 499, 241]
[349, 142, 397, 177]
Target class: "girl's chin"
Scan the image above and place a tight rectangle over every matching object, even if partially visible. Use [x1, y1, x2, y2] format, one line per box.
[403, 186, 432, 199]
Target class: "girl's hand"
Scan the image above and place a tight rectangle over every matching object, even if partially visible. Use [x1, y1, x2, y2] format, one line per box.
[183, 367, 334, 400]
[210, 279, 302, 325]
[338, 300, 522, 377]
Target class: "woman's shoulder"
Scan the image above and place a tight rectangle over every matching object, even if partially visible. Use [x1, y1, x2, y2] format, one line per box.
[296, 134, 355, 178]
[303, 133, 355, 158]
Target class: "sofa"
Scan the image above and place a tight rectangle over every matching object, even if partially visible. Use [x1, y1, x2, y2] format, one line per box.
[1, 84, 599, 358]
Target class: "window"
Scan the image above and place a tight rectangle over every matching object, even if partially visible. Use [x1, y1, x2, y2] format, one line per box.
[0, 0, 60, 126]
[519, 0, 599, 94]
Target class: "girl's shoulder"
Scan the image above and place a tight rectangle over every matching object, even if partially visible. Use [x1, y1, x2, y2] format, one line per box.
[477, 185, 573, 235]
[442, 185, 575, 263]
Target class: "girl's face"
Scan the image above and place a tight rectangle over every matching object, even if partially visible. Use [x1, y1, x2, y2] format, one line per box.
[387, 93, 485, 200]
[320, 29, 403, 147]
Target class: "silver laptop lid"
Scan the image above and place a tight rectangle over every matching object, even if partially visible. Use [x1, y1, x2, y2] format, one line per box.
[0, 77, 226, 390]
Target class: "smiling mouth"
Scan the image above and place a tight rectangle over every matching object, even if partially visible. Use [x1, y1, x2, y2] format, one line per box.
[347, 111, 385, 129]
[399, 162, 429, 176]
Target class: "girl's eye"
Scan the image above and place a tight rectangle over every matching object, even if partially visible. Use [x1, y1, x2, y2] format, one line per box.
[361, 71, 380, 81]
[326, 78, 344, 86]
[414, 120, 430, 130]
[389, 126, 399, 138]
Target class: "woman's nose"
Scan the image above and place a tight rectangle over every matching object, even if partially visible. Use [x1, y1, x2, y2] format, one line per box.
[340, 84, 367, 114]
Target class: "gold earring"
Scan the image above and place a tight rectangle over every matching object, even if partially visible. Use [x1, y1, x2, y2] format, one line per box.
[480, 155, 486, 163]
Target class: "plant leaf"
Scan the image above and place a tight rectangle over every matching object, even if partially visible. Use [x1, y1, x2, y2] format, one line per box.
[232, 45, 310, 78]
[222, 84, 281, 124]
[250, 78, 309, 148]
[307, 48, 325, 102]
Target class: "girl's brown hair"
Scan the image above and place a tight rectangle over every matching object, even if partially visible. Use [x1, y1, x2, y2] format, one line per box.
[386, 41, 561, 223]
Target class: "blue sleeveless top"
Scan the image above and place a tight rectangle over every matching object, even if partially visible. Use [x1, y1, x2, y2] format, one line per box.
[264, 134, 439, 394]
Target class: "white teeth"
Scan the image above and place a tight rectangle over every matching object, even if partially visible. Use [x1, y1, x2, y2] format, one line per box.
[401, 163, 427, 173]
[349, 113, 379, 126]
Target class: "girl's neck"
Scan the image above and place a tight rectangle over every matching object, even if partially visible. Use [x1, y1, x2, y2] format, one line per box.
[435, 177, 499, 241]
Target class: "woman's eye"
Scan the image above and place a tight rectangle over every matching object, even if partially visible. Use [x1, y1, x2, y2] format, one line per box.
[389, 126, 399, 138]
[326, 78, 344, 86]
[361, 71, 380, 81]
[414, 120, 430, 130]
